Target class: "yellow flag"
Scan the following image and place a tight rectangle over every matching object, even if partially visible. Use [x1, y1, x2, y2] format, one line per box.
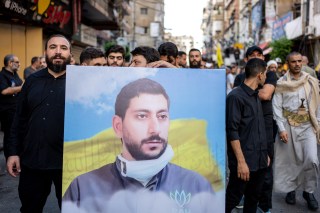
[216, 45, 223, 68]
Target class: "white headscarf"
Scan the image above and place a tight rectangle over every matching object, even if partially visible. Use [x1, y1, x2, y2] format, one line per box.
[267, 60, 278, 69]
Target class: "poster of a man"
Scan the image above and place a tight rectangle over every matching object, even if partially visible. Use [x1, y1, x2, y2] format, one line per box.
[62, 67, 225, 212]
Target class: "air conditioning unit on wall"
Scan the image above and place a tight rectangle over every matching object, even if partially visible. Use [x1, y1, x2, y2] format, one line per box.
[305, 25, 316, 36]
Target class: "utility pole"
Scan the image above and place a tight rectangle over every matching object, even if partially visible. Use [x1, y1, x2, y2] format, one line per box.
[131, 0, 136, 50]
[119, 0, 123, 37]
[302, 0, 310, 55]
[248, 0, 252, 39]
[306, 0, 310, 27]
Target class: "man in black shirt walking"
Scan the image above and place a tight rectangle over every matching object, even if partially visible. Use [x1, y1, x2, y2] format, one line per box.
[226, 58, 269, 213]
[0, 54, 23, 159]
[6, 34, 71, 212]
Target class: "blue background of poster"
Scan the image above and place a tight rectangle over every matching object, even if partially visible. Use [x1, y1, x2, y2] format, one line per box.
[64, 66, 226, 179]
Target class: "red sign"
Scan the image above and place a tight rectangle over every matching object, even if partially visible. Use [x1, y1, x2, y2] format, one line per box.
[42, 5, 71, 29]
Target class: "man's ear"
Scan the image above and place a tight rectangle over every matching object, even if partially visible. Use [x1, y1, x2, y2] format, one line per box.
[112, 115, 123, 138]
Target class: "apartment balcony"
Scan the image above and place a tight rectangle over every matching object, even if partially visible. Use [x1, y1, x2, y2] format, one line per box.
[82, 0, 119, 30]
[213, 20, 223, 32]
[213, 0, 224, 8]
[213, 13, 224, 21]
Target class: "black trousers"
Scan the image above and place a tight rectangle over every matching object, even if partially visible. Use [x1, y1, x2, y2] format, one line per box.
[226, 168, 267, 213]
[0, 109, 15, 159]
[258, 164, 273, 211]
[18, 165, 62, 213]
[258, 140, 274, 212]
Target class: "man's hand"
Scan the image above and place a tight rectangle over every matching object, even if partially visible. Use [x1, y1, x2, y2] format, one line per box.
[279, 131, 288, 143]
[237, 161, 250, 181]
[7, 156, 21, 177]
[267, 155, 271, 166]
[147, 60, 177, 68]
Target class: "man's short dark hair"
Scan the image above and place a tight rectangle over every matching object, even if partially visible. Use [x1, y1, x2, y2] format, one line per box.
[158, 42, 178, 58]
[189, 48, 201, 55]
[286, 51, 301, 62]
[115, 78, 170, 120]
[105, 45, 125, 58]
[245, 58, 267, 78]
[130, 46, 160, 63]
[4, 54, 15, 66]
[178, 51, 186, 57]
[45, 34, 71, 51]
[31, 56, 39, 64]
[80, 47, 105, 64]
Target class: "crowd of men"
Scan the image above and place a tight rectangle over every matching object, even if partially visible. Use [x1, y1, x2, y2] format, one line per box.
[0, 34, 319, 213]
[0, 34, 214, 212]
[72, 42, 201, 69]
[226, 45, 319, 213]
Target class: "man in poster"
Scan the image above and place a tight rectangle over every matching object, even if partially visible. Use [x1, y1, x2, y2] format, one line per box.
[63, 78, 214, 212]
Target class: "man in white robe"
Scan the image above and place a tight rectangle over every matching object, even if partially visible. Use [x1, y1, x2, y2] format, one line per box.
[272, 52, 320, 211]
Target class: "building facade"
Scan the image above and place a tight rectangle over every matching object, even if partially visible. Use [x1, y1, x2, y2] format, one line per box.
[124, 0, 165, 49]
[201, 0, 224, 62]
[0, 0, 120, 73]
[199, 0, 320, 66]
[164, 32, 194, 54]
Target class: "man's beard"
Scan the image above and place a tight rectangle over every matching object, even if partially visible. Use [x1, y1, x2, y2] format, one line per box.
[290, 66, 301, 74]
[46, 54, 71, 73]
[123, 134, 167, 160]
[179, 63, 186, 68]
[109, 62, 121, 67]
[189, 60, 201, 68]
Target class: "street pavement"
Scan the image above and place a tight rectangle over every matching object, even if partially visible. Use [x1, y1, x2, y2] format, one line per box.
[0, 129, 319, 212]
[0, 131, 59, 213]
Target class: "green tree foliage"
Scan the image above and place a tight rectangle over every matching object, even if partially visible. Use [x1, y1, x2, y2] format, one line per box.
[270, 38, 293, 62]
[104, 41, 116, 53]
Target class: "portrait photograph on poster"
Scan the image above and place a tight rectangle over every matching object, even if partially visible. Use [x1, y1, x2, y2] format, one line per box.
[62, 66, 226, 213]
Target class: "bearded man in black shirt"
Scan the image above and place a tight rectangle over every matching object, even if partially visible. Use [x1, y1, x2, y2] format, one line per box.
[0, 54, 23, 160]
[6, 34, 71, 212]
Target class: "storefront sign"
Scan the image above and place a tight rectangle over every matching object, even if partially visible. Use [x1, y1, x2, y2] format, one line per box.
[0, 0, 73, 35]
[272, 12, 293, 40]
[72, 24, 97, 46]
[265, 0, 276, 29]
[41, 5, 71, 29]
[4, 0, 27, 15]
[80, 24, 97, 46]
[31, 0, 72, 34]
[251, 0, 262, 44]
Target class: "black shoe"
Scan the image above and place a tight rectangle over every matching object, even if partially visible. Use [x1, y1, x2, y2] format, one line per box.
[303, 191, 319, 211]
[285, 191, 296, 205]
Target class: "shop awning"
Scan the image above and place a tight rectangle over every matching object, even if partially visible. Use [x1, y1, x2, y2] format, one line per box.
[259, 42, 270, 50]
[263, 47, 273, 55]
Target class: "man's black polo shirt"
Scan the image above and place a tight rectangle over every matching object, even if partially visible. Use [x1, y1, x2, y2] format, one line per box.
[226, 83, 268, 172]
[0, 67, 23, 112]
[7, 68, 65, 170]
